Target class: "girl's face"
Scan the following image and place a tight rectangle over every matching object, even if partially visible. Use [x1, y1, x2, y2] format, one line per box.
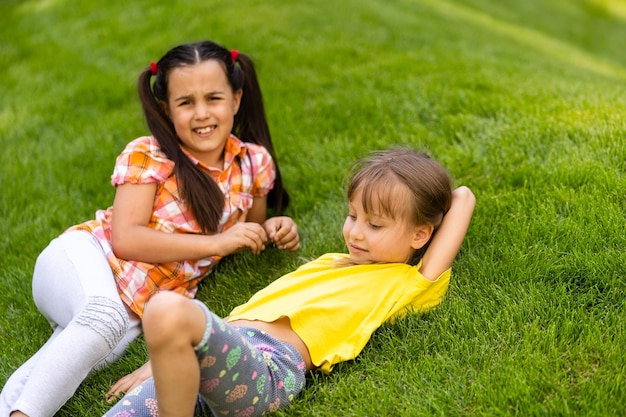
[342, 186, 427, 264]
[165, 59, 242, 168]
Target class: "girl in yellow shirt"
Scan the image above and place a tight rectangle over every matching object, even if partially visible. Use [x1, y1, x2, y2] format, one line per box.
[105, 148, 476, 417]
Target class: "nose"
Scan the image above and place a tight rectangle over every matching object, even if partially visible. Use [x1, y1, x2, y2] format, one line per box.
[195, 102, 210, 119]
[348, 220, 364, 241]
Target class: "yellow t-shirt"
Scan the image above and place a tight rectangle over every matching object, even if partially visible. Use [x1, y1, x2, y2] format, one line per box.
[227, 253, 450, 373]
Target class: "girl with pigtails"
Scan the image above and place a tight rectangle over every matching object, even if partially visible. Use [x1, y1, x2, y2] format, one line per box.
[1, 40, 299, 417]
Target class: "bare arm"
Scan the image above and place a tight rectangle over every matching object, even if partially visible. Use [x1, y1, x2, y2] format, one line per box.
[110, 183, 269, 263]
[419, 186, 476, 281]
[246, 195, 268, 224]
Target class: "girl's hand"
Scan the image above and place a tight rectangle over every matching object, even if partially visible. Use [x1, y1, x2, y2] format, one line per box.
[217, 222, 269, 255]
[263, 216, 300, 251]
[106, 361, 152, 403]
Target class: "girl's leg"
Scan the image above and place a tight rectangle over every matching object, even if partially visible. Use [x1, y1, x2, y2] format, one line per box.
[145, 292, 207, 417]
[103, 292, 210, 417]
[97, 307, 142, 368]
[104, 292, 306, 417]
[194, 315, 307, 416]
[0, 231, 133, 417]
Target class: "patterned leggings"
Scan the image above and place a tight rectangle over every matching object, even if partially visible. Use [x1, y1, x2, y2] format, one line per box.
[104, 301, 307, 417]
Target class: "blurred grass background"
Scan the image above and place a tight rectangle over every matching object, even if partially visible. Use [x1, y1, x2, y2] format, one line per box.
[1, 0, 625, 415]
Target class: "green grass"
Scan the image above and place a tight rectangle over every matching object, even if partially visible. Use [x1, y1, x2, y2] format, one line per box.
[1, 0, 625, 415]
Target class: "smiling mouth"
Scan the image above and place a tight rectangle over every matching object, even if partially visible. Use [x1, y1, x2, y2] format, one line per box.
[195, 126, 215, 134]
[349, 243, 367, 253]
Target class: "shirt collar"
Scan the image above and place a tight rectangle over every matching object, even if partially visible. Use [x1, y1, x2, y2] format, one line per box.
[181, 134, 247, 173]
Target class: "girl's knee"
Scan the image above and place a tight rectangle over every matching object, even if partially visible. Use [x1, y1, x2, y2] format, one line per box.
[144, 292, 185, 323]
[143, 292, 195, 346]
[75, 296, 129, 350]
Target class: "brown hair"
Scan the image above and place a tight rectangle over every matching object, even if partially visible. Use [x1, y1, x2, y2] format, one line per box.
[137, 40, 289, 233]
[345, 148, 453, 265]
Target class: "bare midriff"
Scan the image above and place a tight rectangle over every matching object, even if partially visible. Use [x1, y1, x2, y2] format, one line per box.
[228, 316, 314, 371]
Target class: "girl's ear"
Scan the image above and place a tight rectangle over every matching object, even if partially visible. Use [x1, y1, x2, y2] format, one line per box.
[233, 89, 243, 115]
[411, 224, 435, 250]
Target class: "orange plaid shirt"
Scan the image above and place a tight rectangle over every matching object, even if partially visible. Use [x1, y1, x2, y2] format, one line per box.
[67, 135, 275, 317]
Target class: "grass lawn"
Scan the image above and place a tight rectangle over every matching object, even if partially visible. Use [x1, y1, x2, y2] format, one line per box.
[1, 0, 625, 415]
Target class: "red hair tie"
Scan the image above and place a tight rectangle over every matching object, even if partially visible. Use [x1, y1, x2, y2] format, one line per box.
[230, 49, 239, 62]
[150, 61, 158, 76]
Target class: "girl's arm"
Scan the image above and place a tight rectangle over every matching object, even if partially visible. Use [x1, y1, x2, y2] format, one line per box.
[246, 195, 268, 224]
[419, 186, 476, 281]
[111, 183, 269, 263]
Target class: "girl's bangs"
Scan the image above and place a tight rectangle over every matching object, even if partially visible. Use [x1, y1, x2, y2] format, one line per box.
[358, 176, 411, 221]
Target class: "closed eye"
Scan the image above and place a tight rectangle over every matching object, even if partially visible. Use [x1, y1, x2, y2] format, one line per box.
[206, 93, 225, 101]
[173, 97, 192, 107]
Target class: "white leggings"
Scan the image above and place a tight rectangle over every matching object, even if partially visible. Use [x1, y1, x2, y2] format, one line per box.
[0, 231, 142, 417]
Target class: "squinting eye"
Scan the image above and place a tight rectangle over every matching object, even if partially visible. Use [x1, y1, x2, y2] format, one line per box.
[369, 223, 382, 229]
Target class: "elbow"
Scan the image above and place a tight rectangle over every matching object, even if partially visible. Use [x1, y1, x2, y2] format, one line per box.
[454, 186, 476, 209]
[110, 227, 133, 260]
[452, 185, 476, 213]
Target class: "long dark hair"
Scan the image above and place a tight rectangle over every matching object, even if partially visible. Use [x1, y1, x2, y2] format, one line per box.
[137, 40, 289, 233]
